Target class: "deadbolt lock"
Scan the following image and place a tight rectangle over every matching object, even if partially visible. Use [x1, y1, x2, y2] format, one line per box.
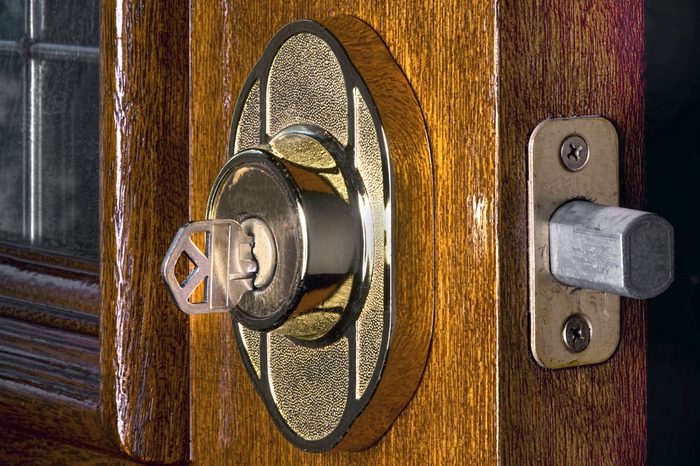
[162, 18, 433, 451]
[166, 134, 360, 341]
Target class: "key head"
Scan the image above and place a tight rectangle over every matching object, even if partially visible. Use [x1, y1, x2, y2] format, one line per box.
[161, 219, 255, 315]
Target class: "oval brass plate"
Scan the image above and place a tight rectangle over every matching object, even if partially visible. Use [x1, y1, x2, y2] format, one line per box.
[218, 17, 434, 452]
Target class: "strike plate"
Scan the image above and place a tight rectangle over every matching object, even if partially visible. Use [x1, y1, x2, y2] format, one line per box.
[528, 116, 620, 369]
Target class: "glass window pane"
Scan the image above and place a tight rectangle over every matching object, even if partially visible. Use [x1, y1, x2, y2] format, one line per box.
[0, 1, 25, 41]
[0, 52, 25, 242]
[37, 0, 100, 47]
[0, 1, 100, 260]
[35, 58, 99, 259]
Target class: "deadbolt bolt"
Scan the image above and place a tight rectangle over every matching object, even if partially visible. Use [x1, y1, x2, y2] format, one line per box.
[549, 200, 674, 299]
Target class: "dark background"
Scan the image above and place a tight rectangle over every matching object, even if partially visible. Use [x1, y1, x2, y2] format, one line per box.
[647, 0, 700, 463]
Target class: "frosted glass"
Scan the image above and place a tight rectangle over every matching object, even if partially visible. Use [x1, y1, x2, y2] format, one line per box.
[0, 0, 100, 260]
[0, 53, 25, 241]
[0, 1, 25, 41]
[38, 0, 100, 47]
[34, 59, 99, 258]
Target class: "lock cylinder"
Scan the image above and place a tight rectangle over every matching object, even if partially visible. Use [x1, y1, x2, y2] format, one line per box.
[207, 127, 361, 340]
[161, 18, 434, 451]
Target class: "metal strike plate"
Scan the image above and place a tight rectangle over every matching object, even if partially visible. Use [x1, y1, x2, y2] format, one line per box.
[528, 116, 620, 369]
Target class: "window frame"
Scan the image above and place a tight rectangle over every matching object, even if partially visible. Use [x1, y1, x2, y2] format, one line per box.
[0, 0, 190, 462]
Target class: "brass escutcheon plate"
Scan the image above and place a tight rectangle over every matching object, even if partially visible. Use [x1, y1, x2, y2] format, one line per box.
[212, 17, 434, 451]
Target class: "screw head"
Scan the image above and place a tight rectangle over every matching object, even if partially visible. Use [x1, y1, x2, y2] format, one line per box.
[560, 135, 589, 171]
[562, 314, 591, 352]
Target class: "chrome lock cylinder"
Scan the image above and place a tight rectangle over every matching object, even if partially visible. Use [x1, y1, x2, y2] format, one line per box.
[205, 129, 362, 341]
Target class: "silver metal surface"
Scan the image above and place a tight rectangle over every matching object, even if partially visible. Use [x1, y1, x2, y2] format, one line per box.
[207, 135, 359, 336]
[161, 219, 256, 314]
[528, 116, 620, 369]
[559, 134, 589, 171]
[241, 217, 277, 289]
[562, 314, 591, 352]
[208, 149, 304, 328]
[550, 200, 674, 299]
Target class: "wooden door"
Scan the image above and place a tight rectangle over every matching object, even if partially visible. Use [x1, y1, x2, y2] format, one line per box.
[0, 0, 645, 464]
[188, 1, 645, 465]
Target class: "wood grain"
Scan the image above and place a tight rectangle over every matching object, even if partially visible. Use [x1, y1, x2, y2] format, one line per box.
[0, 426, 143, 466]
[0, 0, 192, 461]
[497, 1, 646, 464]
[0, 252, 99, 318]
[0, 243, 99, 274]
[0, 316, 107, 449]
[0, 0, 646, 462]
[0, 157, 102, 453]
[190, 0, 645, 465]
[100, 0, 190, 462]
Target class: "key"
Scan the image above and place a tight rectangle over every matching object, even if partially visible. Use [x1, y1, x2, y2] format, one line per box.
[161, 219, 257, 314]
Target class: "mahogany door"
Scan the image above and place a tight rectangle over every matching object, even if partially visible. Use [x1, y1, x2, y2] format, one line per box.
[0, 0, 645, 464]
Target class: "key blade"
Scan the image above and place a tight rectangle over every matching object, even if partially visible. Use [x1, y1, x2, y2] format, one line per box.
[161, 219, 255, 315]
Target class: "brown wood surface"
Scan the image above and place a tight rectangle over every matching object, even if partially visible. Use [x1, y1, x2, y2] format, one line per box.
[1, 1, 192, 461]
[498, 1, 646, 464]
[0, 252, 99, 318]
[99, 0, 191, 463]
[0, 316, 107, 450]
[0, 0, 645, 463]
[0, 426, 143, 466]
[189, 1, 645, 465]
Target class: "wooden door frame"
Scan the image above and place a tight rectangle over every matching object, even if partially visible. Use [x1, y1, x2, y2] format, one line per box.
[497, 2, 645, 462]
[99, 0, 190, 462]
[1, 1, 190, 463]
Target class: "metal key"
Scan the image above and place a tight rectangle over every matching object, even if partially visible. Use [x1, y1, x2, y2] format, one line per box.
[161, 219, 257, 314]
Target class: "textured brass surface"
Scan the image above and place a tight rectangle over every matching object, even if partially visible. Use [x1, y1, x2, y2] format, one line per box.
[238, 323, 261, 378]
[234, 80, 260, 153]
[216, 21, 401, 450]
[267, 33, 349, 146]
[528, 116, 620, 369]
[353, 88, 385, 399]
[268, 333, 350, 441]
[269, 130, 350, 203]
